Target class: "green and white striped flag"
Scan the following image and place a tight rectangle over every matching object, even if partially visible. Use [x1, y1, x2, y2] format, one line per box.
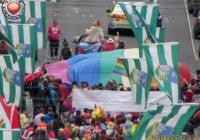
[0, 129, 20, 140]
[118, 2, 158, 37]
[0, 55, 24, 107]
[8, 24, 37, 73]
[0, 24, 18, 63]
[145, 0, 159, 4]
[120, 58, 152, 107]
[21, 0, 46, 49]
[46, 0, 60, 2]
[0, 7, 9, 28]
[137, 27, 166, 57]
[132, 104, 198, 140]
[143, 42, 180, 103]
[132, 4, 159, 36]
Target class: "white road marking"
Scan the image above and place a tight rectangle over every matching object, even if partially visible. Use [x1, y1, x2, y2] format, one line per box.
[113, 1, 115, 4]
[82, 15, 85, 17]
[73, 8, 80, 13]
[184, 0, 197, 60]
[72, 36, 80, 39]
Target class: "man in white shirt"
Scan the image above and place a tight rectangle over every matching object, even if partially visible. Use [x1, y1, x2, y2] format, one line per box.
[34, 108, 45, 125]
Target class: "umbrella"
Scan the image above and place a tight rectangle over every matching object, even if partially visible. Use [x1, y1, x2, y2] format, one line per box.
[24, 71, 41, 83]
[178, 62, 191, 84]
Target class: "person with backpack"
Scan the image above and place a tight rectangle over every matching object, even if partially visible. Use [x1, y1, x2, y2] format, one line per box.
[60, 39, 72, 61]
[37, 81, 51, 112]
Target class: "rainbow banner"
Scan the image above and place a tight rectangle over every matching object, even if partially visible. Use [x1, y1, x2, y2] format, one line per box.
[0, 120, 5, 128]
[113, 58, 128, 77]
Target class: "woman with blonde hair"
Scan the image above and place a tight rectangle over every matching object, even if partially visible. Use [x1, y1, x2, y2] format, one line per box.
[84, 20, 104, 43]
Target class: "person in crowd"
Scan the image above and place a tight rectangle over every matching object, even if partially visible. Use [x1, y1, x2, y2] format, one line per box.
[193, 109, 200, 137]
[46, 85, 59, 113]
[61, 108, 71, 123]
[23, 122, 34, 138]
[122, 114, 136, 140]
[35, 129, 49, 140]
[81, 81, 90, 90]
[47, 124, 55, 138]
[84, 20, 104, 43]
[60, 39, 72, 60]
[103, 32, 119, 52]
[157, 11, 163, 27]
[82, 108, 91, 118]
[116, 41, 126, 50]
[48, 19, 63, 59]
[29, 125, 38, 140]
[45, 107, 54, 124]
[183, 121, 194, 135]
[126, 87, 131, 91]
[63, 122, 72, 139]
[20, 108, 29, 135]
[106, 121, 116, 138]
[38, 116, 46, 127]
[57, 128, 67, 140]
[58, 78, 69, 107]
[98, 130, 106, 140]
[63, 96, 72, 114]
[116, 129, 125, 140]
[51, 113, 65, 138]
[100, 118, 107, 131]
[38, 81, 51, 111]
[34, 108, 45, 126]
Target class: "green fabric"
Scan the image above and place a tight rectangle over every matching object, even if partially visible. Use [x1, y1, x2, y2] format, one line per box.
[99, 49, 124, 87]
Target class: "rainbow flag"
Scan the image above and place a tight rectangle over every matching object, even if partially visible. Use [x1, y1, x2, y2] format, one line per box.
[0, 120, 5, 128]
[113, 58, 128, 77]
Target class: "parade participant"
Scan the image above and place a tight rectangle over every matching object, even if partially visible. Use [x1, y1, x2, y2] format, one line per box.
[58, 78, 69, 106]
[60, 39, 72, 60]
[157, 11, 163, 27]
[103, 32, 119, 52]
[48, 20, 63, 59]
[84, 20, 104, 43]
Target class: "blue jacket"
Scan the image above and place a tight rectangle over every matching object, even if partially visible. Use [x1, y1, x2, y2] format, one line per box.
[46, 88, 59, 105]
[45, 113, 53, 124]
[38, 82, 54, 89]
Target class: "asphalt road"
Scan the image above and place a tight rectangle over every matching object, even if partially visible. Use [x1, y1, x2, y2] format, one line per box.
[35, 0, 200, 74]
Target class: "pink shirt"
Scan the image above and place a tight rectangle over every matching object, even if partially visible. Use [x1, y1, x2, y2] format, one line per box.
[48, 130, 55, 138]
[48, 25, 61, 40]
[59, 84, 69, 101]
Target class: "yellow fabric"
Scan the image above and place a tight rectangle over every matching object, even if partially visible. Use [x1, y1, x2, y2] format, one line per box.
[20, 113, 29, 128]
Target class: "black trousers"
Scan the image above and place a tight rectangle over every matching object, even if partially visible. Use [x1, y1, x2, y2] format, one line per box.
[50, 39, 59, 57]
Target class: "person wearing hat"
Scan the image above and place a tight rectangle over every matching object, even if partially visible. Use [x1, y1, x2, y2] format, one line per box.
[84, 20, 104, 43]
[103, 32, 120, 52]
[60, 39, 72, 61]
[57, 128, 67, 140]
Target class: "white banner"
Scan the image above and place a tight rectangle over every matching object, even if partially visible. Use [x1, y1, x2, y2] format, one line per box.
[72, 88, 171, 112]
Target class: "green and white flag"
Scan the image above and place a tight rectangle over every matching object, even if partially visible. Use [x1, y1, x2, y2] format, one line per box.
[120, 58, 152, 107]
[0, 24, 18, 63]
[46, 0, 60, 2]
[21, 0, 46, 49]
[137, 27, 166, 57]
[143, 42, 180, 103]
[118, 2, 158, 37]
[118, 2, 144, 37]
[145, 0, 159, 4]
[132, 104, 198, 140]
[0, 55, 24, 107]
[0, 129, 20, 140]
[8, 24, 37, 73]
[0, 8, 9, 28]
[132, 4, 159, 36]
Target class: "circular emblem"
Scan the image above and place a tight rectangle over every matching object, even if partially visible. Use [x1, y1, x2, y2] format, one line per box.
[1, 0, 25, 20]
